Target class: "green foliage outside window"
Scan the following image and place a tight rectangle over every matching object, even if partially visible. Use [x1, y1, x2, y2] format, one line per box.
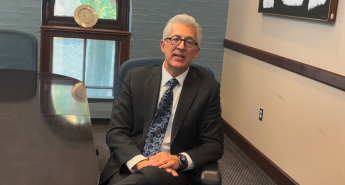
[81, 0, 117, 20]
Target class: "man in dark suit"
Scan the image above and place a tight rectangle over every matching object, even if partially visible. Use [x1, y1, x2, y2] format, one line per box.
[99, 14, 223, 185]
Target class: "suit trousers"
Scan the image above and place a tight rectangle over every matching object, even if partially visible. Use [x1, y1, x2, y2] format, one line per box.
[102, 166, 189, 185]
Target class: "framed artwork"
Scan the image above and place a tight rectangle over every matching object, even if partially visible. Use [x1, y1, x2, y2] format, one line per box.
[258, 0, 339, 22]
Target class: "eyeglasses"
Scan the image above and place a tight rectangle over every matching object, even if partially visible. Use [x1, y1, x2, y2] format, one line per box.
[165, 36, 198, 48]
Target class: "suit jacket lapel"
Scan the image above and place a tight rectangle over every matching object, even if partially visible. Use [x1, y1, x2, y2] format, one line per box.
[140, 65, 162, 151]
[171, 68, 200, 144]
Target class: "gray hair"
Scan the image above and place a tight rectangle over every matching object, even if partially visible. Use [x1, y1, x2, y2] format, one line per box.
[163, 14, 202, 46]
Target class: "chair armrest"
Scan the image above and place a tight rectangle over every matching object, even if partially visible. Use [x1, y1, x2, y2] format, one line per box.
[196, 162, 222, 185]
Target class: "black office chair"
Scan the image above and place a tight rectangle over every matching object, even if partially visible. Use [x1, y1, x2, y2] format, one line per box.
[112, 57, 222, 185]
[0, 29, 38, 71]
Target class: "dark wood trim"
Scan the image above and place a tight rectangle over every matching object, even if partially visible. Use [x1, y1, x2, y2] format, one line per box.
[223, 120, 299, 185]
[328, 0, 339, 22]
[42, 0, 129, 31]
[90, 118, 111, 124]
[88, 98, 113, 103]
[223, 39, 345, 91]
[42, 0, 49, 25]
[40, 25, 130, 72]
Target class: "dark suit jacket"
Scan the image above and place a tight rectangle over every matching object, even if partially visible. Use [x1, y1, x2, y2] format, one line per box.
[100, 64, 224, 185]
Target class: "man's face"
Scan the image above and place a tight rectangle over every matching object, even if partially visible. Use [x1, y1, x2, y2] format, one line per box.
[160, 23, 200, 76]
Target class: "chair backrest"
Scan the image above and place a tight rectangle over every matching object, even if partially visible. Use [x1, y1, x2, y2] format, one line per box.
[0, 29, 38, 71]
[113, 57, 215, 107]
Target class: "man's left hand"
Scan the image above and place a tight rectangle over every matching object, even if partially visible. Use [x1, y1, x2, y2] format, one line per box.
[146, 152, 180, 170]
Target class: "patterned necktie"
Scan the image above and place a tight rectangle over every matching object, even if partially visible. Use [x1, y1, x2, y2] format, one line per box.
[143, 78, 179, 158]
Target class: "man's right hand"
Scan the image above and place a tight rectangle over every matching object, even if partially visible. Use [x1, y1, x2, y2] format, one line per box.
[134, 159, 178, 177]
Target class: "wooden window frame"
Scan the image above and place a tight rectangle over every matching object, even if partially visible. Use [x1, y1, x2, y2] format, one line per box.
[40, 26, 130, 73]
[42, 0, 129, 31]
[40, 0, 131, 74]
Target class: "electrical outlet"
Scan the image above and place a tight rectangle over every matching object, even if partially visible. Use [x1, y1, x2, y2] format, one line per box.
[259, 108, 264, 121]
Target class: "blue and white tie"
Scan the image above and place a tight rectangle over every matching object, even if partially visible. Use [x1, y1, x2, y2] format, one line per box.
[143, 78, 179, 158]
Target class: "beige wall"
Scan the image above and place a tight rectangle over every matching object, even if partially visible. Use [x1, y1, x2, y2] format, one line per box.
[222, 1, 345, 184]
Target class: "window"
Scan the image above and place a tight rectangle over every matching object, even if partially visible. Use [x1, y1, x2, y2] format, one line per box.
[42, 0, 129, 30]
[41, 0, 130, 98]
[52, 38, 118, 98]
[54, 0, 117, 20]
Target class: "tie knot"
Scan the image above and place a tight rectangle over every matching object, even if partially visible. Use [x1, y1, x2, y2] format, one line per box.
[167, 78, 179, 89]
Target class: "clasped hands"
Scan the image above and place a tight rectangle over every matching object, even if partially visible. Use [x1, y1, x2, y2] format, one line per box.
[134, 152, 180, 177]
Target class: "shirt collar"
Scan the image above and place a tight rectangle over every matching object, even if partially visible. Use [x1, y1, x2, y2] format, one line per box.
[161, 62, 189, 87]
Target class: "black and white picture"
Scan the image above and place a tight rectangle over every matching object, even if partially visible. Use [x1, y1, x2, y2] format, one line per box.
[258, 0, 338, 22]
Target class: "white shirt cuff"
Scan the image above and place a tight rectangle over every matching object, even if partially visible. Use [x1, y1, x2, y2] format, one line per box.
[180, 152, 194, 170]
[126, 155, 147, 172]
